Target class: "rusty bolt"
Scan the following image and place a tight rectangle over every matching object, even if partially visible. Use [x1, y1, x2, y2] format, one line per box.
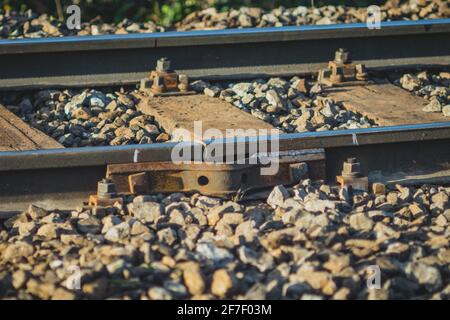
[342, 157, 361, 177]
[335, 48, 349, 64]
[329, 66, 344, 84]
[178, 74, 189, 92]
[178, 74, 188, 84]
[156, 57, 171, 72]
[97, 178, 117, 199]
[355, 64, 368, 81]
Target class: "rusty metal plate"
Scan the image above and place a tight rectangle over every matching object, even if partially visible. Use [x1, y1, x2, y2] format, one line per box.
[106, 149, 326, 196]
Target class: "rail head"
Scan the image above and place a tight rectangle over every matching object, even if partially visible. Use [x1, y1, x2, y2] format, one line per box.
[1, 122, 450, 171]
[0, 19, 449, 55]
[0, 19, 449, 89]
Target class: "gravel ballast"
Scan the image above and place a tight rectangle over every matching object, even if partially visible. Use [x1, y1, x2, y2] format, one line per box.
[1, 88, 169, 147]
[0, 0, 448, 39]
[0, 181, 449, 300]
[0, 77, 378, 148]
[397, 71, 450, 117]
[177, 0, 449, 31]
[3, 70, 450, 148]
[191, 77, 377, 133]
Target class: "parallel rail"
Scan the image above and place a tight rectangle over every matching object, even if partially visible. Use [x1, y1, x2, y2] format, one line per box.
[1, 122, 450, 212]
[0, 19, 449, 89]
[0, 19, 450, 212]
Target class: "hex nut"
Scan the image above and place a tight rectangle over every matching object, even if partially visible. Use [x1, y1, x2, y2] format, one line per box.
[335, 48, 349, 64]
[342, 161, 361, 177]
[372, 182, 386, 195]
[178, 74, 189, 92]
[156, 58, 171, 72]
[97, 179, 117, 199]
[178, 74, 188, 84]
[356, 64, 368, 80]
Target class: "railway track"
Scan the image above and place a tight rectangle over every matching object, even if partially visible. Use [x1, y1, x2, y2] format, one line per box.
[1, 121, 450, 212]
[0, 18, 449, 212]
[0, 18, 449, 300]
[0, 19, 449, 89]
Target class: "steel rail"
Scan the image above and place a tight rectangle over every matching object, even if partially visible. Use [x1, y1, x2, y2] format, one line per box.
[1, 121, 450, 171]
[1, 122, 450, 211]
[0, 19, 449, 89]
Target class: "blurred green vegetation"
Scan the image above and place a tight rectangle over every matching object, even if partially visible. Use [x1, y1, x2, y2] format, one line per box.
[1, 0, 388, 26]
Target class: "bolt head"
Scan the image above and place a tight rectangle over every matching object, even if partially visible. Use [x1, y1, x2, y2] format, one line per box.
[355, 64, 366, 73]
[178, 74, 188, 84]
[97, 180, 117, 198]
[156, 58, 171, 72]
[335, 49, 349, 64]
[342, 161, 361, 177]
[355, 64, 368, 81]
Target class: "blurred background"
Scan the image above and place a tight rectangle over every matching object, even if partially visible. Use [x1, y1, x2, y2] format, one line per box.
[1, 0, 387, 26]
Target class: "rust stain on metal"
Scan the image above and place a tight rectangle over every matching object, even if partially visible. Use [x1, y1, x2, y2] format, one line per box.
[336, 157, 368, 191]
[318, 48, 368, 86]
[88, 178, 123, 206]
[104, 149, 325, 196]
[140, 57, 195, 96]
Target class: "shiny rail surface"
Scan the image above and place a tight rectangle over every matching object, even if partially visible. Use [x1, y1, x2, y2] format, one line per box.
[0, 19, 449, 89]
